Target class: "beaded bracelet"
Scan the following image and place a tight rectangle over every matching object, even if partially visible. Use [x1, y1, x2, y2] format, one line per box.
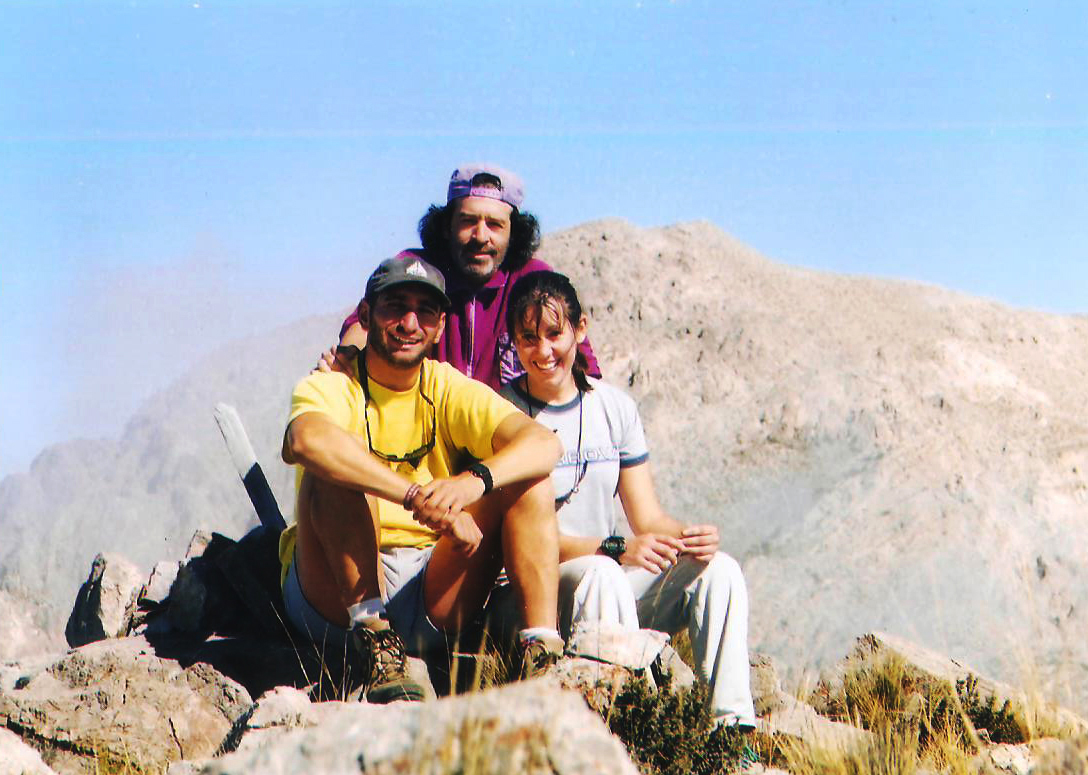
[402, 483, 422, 510]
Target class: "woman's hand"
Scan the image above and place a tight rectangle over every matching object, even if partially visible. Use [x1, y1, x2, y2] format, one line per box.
[679, 524, 719, 562]
[620, 533, 685, 573]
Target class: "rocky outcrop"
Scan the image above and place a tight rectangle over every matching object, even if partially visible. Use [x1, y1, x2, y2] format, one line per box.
[64, 552, 144, 648]
[813, 632, 1088, 739]
[186, 680, 639, 775]
[6, 609, 1088, 774]
[0, 637, 251, 774]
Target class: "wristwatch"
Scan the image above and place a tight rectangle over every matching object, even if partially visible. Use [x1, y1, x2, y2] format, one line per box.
[599, 535, 626, 563]
[466, 462, 494, 495]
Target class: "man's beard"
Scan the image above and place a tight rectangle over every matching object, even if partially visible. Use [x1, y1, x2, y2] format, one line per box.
[367, 329, 430, 369]
[451, 241, 501, 283]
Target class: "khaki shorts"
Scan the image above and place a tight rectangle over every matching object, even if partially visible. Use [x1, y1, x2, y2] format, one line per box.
[283, 546, 447, 656]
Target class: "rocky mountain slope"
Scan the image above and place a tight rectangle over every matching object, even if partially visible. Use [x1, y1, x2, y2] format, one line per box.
[3, 219, 1087, 712]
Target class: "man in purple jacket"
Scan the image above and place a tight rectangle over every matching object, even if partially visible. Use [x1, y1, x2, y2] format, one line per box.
[337, 164, 599, 390]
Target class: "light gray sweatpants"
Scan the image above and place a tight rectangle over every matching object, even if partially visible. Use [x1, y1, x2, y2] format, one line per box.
[558, 551, 756, 726]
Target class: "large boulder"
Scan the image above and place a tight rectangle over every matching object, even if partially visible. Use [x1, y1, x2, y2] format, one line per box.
[0, 637, 251, 774]
[187, 680, 638, 774]
[64, 552, 144, 648]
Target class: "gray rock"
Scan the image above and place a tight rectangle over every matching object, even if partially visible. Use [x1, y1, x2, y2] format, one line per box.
[244, 685, 318, 730]
[750, 652, 791, 717]
[564, 623, 696, 693]
[185, 530, 215, 559]
[219, 685, 320, 755]
[566, 623, 669, 670]
[654, 642, 697, 692]
[64, 552, 144, 647]
[195, 680, 639, 774]
[983, 741, 1043, 775]
[761, 694, 873, 751]
[547, 656, 638, 715]
[0, 636, 252, 773]
[143, 559, 182, 606]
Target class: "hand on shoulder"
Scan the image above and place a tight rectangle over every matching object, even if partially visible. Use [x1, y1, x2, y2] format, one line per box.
[313, 345, 354, 375]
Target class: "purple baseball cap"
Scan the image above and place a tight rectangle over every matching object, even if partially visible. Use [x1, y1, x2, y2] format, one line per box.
[446, 163, 525, 211]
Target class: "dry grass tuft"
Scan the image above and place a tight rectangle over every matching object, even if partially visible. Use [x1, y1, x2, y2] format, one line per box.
[776, 651, 1043, 775]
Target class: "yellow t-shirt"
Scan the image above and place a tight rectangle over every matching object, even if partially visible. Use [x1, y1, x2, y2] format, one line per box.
[283, 356, 519, 552]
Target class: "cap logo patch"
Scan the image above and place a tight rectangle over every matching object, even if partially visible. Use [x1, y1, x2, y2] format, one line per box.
[406, 261, 428, 277]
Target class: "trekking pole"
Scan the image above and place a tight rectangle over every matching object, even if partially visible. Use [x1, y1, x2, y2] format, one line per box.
[213, 403, 288, 533]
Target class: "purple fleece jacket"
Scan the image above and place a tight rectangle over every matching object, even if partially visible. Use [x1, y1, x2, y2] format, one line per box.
[342, 257, 600, 391]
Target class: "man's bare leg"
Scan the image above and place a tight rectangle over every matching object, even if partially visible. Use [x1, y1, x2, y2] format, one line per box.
[424, 475, 558, 633]
[296, 471, 383, 628]
[500, 476, 559, 631]
[295, 473, 425, 702]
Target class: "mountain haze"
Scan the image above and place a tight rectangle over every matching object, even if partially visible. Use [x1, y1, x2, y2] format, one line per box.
[3, 219, 1087, 712]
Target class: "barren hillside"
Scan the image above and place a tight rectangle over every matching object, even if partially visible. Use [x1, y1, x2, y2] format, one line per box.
[3, 219, 1086, 711]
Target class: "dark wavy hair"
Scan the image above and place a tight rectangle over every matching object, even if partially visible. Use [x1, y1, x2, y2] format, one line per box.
[505, 271, 593, 393]
[417, 202, 541, 274]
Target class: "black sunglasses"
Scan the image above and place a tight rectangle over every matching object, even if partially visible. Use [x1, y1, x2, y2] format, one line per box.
[346, 346, 437, 469]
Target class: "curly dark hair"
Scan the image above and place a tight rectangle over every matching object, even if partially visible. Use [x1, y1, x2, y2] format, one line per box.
[417, 202, 541, 274]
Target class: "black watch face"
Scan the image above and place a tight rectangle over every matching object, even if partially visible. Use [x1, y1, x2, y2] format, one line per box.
[602, 536, 625, 559]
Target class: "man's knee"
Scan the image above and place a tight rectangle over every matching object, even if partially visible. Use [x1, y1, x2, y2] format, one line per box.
[561, 555, 637, 635]
[493, 474, 554, 514]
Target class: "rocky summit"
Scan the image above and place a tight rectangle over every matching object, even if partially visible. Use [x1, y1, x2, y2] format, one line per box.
[2, 219, 1088, 721]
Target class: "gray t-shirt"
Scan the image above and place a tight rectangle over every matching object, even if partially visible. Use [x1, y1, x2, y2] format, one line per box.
[501, 377, 649, 538]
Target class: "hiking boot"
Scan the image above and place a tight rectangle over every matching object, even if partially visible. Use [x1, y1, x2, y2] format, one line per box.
[351, 622, 427, 704]
[513, 632, 564, 681]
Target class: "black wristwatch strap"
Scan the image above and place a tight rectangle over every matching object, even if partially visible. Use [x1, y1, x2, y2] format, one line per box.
[466, 462, 494, 495]
[600, 535, 626, 563]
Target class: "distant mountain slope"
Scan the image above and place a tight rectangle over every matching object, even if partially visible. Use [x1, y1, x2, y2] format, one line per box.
[539, 219, 1088, 711]
[0, 312, 341, 644]
[3, 220, 1087, 712]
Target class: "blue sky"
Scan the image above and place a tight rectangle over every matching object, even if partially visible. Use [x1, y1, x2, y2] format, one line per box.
[1, 1, 1086, 477]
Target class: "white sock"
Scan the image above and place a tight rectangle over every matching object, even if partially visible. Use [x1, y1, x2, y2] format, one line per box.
[347, 596, 386, 627]
[518, 627, 561, 645]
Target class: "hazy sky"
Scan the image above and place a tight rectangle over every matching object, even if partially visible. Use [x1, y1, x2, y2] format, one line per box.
[2, 1, 1085, 477]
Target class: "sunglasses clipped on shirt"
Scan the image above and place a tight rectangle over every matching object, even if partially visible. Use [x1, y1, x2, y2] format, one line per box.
[342, 345, 437, 469]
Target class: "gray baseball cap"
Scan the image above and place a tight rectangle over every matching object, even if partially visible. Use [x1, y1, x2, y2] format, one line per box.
[365, 250, 451, 308]
[447, 163, 525, 211]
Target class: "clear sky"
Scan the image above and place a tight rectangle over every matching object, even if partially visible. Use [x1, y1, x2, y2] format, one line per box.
[1, 0, 1085, 477]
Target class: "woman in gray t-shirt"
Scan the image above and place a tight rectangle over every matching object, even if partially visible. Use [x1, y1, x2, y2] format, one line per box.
[500, 271, 756, 728]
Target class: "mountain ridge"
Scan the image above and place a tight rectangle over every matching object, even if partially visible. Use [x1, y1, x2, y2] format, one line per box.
[4, 218, 1086, 712]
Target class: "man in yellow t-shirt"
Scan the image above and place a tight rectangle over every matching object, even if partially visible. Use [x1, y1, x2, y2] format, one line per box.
[282, 252, 563, 703]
